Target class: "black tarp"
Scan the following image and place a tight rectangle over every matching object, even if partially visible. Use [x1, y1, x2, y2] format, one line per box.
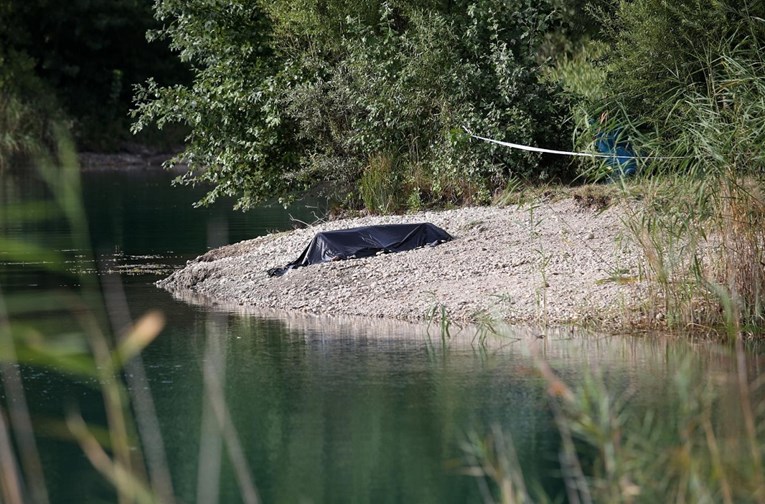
[267, 222, 452, 276]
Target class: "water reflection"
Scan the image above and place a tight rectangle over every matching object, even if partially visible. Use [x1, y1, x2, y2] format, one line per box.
[137, 309, 748, 504]
[3, 167, 764, 503]
[0, 168, 316, 291]
[152, 313, 559, 503]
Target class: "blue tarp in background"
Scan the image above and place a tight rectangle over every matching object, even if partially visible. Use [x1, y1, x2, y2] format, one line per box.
[594, 127, 638, 179]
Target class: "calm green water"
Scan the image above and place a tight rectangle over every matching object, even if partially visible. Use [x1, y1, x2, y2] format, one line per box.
[0, 167, 758, 503]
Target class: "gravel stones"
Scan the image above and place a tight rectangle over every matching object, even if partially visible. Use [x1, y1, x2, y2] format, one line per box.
[157, 200, 648, 326]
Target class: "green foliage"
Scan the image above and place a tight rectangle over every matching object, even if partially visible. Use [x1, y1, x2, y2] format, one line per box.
[0, 0, 188, 151]
[607, 1, 762, 118]
[132, 1, 298, 210]
[541, 1, 765, 182]
[359, 153, 400, 214]
[599, 0, 765, 163]
[619, 51, 765, 331]
[133, 0, 574, 210]
[470, 355, 765, 502]
[595, 1, 765, 333]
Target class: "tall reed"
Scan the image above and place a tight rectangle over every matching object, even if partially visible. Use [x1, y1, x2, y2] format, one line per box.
[0, 130, 258, 503]
[464, 347, 765, 503]
[0, 95, 47, 170]
[358, 152, 401, 214]
[615, 33, 765, 336]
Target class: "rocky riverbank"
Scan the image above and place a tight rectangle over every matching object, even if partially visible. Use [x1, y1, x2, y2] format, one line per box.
[158, 195, 651, 327]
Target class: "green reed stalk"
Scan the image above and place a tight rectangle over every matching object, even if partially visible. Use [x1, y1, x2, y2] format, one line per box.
[611, 31, 765, 337]
[0, 130, 167, 503]
[467, 349, 765, 502]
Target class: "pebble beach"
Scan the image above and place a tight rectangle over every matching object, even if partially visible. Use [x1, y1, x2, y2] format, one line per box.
[158, 197, 649, 327]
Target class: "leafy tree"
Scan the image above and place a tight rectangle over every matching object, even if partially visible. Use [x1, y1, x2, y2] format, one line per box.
[0, 1, 59, 166]
[133, 0, 573, 210]
[1, 0, 188, 150]
[132, 1, 291, 209]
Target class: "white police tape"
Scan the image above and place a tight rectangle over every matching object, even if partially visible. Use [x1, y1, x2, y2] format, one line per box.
[462, 126, 685, 160]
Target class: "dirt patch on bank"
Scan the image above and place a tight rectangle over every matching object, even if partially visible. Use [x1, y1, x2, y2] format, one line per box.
[157, 198, 650, 327]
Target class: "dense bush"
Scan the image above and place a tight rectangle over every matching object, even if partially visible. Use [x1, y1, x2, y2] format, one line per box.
[133, 0, 574, 210]
[600, 0, 765, 166]
[591, 0, 765, 331]
[0, 3, 58, 167]
[132, 1, 295, 209]
[0, 0, 188, 152]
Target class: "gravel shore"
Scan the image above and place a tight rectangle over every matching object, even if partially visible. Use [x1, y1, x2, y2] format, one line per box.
[158, 197, 649, 327]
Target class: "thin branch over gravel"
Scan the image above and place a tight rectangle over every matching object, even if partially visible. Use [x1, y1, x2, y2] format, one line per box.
[157, 198, 649, 326]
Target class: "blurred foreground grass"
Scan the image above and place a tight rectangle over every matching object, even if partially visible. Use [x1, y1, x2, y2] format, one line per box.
[0, 131, 258, 504]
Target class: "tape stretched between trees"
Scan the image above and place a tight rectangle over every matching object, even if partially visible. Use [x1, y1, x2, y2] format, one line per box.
[462, 126, 685, 160]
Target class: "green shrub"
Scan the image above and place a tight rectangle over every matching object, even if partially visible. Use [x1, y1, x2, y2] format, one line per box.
[359, 153, 400, 215]
[0, 46, 58, 168]
[558, 1, 765, 333]
[597, 0, 765, 162]
[131, 1, 297, 210]
[133, 0, 574, 209]
[286, 1, 574, 198]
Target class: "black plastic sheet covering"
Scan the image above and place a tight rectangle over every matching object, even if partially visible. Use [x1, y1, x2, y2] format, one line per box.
[267, 223, 452, 277]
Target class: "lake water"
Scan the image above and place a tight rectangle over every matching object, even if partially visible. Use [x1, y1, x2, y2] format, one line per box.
[0, 166, 761, 503]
